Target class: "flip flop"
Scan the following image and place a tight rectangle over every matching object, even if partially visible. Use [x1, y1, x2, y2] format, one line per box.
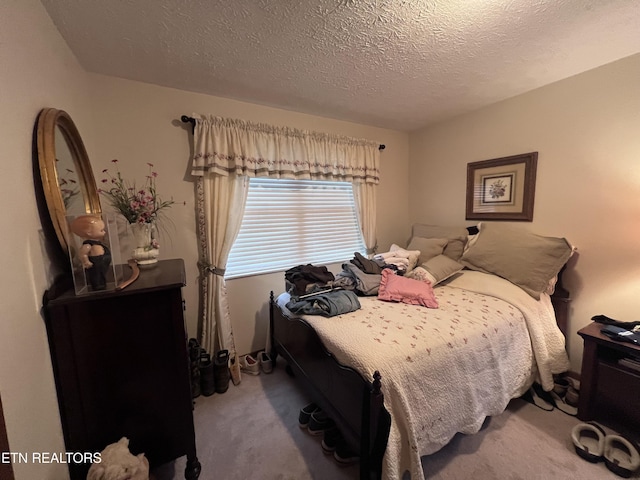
[571, 422, 606, 463]
[603, 434, 640, 478]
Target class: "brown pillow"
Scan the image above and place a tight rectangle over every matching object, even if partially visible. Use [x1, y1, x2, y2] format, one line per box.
[410, 224, 469, 261]
[406, 237, 447, 265]
[407, 255, 464, 286]
[459, 223, 572, 299]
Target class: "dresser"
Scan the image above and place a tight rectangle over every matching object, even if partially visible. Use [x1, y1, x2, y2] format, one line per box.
[43, 259, 201, 479]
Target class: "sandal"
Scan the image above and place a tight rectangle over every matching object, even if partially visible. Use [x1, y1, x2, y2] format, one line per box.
[604, 434, 640, 478]
[571, 422, 606, 463]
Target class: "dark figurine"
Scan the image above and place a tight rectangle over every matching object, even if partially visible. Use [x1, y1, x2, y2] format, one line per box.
[70, 215, 111, 291]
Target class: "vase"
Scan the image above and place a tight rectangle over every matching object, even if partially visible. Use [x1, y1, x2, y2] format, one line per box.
[129, 222, 159, 266]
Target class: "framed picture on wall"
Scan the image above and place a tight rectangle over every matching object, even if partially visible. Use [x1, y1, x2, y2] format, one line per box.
[466, 152, 537, 221]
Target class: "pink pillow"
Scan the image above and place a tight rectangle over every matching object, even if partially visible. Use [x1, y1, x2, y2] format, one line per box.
[378, 269, 439, 308]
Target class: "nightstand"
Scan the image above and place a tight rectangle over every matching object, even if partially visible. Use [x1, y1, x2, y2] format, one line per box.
[577, 322, 640, 430]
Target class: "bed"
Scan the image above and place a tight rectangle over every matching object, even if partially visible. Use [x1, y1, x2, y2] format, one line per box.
[269, 223, 573, 480]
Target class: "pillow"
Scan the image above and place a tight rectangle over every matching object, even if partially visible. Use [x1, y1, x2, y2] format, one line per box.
[545, 275, 559, 295]
[407, 254, 464, 286]
[459, 223, 573, 299]
[406, 237, 447, 265]
[463, 233, 478, 255]
[410, 224, 469, 261]
[378, 269, 438, 308]
[389, 243, 420, 271]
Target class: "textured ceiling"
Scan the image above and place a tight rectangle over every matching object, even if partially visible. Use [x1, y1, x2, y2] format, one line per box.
[40, 0, 640, 131]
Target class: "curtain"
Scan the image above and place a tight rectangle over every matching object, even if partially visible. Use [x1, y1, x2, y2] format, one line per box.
[353, 182, 378, 255]
[191, 115, 380, 184]
[195, 174, 248, 357]
[191, 114, 380, 358]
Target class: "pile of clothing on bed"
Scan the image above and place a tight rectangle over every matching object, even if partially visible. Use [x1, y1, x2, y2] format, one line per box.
[283, 246, 424, 317]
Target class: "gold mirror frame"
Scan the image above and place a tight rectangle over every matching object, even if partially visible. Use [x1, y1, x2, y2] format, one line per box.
[36, 108, 102, 255]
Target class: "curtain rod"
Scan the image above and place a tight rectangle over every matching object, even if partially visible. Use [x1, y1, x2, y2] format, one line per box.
[180, 115, 386, 150]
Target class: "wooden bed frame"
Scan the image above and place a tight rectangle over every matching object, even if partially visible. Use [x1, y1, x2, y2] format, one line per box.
[268, 239, 570, 480]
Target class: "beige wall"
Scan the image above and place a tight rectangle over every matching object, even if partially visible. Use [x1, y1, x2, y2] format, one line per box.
[0, 1, 96, 479]
[87, 75, 410, 359]
[2, 3, 408, 476]
[409, 53, 640, 372]
[5, 2, 636, 476]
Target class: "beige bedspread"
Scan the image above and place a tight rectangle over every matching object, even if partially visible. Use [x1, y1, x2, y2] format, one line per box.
[278, 270, 569, 480]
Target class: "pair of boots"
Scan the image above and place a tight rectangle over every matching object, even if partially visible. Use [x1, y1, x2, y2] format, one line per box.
[189, 339, 231, 398]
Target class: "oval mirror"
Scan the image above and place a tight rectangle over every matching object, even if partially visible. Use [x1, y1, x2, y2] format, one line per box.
[36, 108, 102, 255]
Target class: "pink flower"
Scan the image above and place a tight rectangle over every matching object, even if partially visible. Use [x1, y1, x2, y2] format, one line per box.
[99, 158, 176, 225]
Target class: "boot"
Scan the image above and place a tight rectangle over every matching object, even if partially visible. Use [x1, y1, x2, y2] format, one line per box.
[188, 338, 201, 363]
[214, 349, 230, 393]
[188, 338, 202, 398]
[191, 362, 201, 398]
[199, 352, 215, 396]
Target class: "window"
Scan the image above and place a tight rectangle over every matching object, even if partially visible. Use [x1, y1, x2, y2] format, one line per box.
[225, 177, 366, 279]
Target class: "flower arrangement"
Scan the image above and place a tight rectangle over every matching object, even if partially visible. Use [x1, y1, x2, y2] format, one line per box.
[99, 159, 175, 226]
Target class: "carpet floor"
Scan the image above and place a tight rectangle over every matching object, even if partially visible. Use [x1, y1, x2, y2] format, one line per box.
[152, 358, 638, 480]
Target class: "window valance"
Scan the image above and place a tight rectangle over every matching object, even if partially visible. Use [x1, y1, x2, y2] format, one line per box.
[190, 115, 380, 184]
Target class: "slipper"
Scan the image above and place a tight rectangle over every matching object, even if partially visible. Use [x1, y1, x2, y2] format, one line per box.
[553, 377, 570, 396]
[604, 434, 640, 478]
[565, 385, 580, 407]
[549, 390, 577, 417]
[571, 422, 606, 463]
[521, 382, 554, 411]
[521, 389, 553, 412]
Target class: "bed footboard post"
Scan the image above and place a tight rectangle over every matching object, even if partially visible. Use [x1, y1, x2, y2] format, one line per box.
[269, 291, 278, 364]
[360, 371, 391, 480]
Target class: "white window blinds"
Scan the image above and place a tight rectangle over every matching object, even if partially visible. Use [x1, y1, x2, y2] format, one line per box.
[225, 177, 366, 279]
